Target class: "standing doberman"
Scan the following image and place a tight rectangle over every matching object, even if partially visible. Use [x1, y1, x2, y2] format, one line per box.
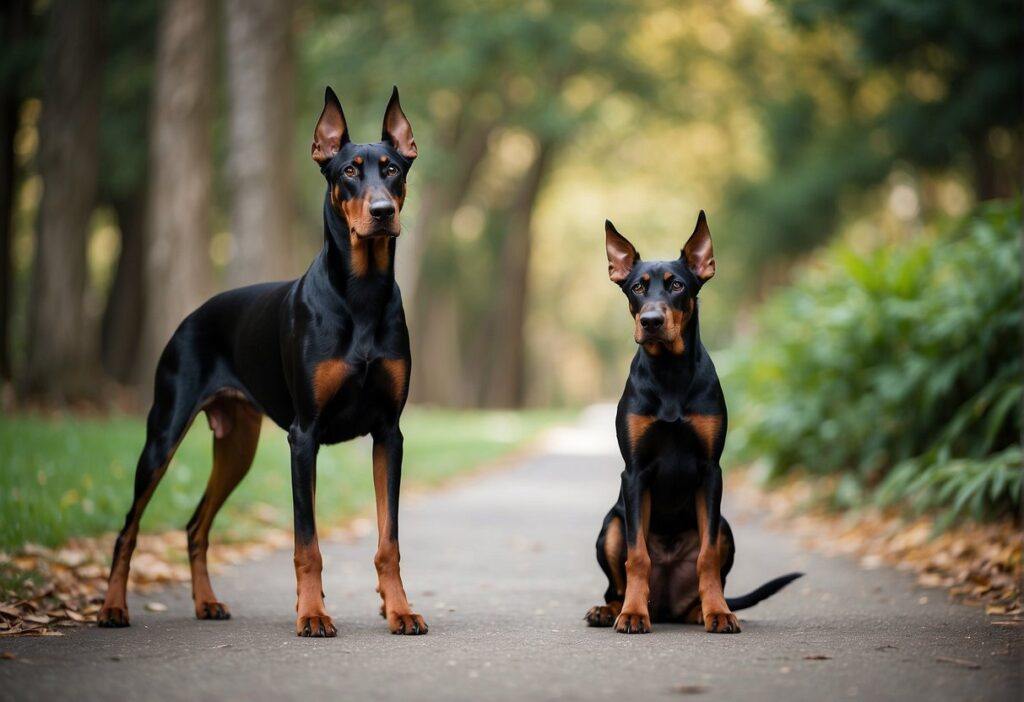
[98, 86, 427, 637]
[585, 212, 801, 634]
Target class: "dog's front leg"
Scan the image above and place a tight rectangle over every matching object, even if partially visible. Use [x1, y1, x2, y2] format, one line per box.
[615, 471, 652, 634]
[288, 423, 336, 637]
[695, 464, 739, 633]
[371, 426, 427, 635]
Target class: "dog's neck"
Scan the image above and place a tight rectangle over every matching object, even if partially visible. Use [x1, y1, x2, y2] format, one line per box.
[318, 191, 397, 290]
[305, 192, 398, 326]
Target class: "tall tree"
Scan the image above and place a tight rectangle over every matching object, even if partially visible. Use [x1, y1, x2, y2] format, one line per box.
[98, 0, 159, 385]
[478, 139, 552, 408]
[223, 0, 296, 287]
[138, 0, 214, 392]
[22, 0, 103, 402]
[0, 0, 35, 383]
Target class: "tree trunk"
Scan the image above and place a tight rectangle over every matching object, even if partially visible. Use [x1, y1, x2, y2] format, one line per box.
[223, 0, 295, 287]
[479, 139, 552, 408]
[100, 191, 146, 383]
[22, 0, 104, 402]
[0, 0, 32, 383]
[138, 0, 214, 394]
[407, 121, 495, 405]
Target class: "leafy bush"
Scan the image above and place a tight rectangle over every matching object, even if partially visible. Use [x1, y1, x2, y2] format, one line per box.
[722, 199, 1022, 521]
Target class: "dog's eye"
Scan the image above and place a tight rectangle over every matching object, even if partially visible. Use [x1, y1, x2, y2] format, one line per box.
[631, 282, 645, 295]
[386, 164, 400, 177]
[343, 165, 357, 178]
[670, 280, 683, 292]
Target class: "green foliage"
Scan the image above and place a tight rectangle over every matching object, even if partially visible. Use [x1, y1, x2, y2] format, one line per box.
[723, 199, 1022, 521]
[0, 407, 571, 551]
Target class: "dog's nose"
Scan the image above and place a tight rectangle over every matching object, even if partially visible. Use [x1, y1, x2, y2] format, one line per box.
[369, 200, 395, 220]
[639, 312, 664, 330]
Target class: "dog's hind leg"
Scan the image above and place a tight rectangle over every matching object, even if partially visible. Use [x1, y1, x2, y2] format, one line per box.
[186, 396, 262, 620]
[585, 513, 625, 627]
[98, 360, 205, 627]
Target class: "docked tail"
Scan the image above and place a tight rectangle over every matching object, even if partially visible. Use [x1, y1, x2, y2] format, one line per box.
[725, 572, 804, 611]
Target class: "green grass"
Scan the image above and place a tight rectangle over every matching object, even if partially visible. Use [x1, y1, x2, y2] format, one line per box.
[0, 407, 572, 552]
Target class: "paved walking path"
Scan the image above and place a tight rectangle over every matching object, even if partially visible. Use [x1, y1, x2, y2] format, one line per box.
[2, 408, 1019, 700]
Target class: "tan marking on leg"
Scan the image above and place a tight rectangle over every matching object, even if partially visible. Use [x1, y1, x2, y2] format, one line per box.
[604, 516, 626, 597]
[627, 414, 656, 452]
[313, 359, 348, 409]
[616, 491, 652, 633]
[695, 487, 738, 633]
[380, 358, 407, 405]
[294, 536, 335, 636]
[189, 399, 262, 620]
[372, 442, 426, 635]
[100, 418, 198, 625]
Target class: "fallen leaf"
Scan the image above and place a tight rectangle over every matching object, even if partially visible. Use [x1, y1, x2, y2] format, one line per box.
[671, 684, 708, 695]
[803, 654, 832, 660]
[145, 602, 167, 612]
[1, 651, 15, 660]
[936, 656, 981, 670]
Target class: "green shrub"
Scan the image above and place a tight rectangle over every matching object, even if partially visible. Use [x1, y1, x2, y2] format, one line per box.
[722, 199, 1022, 521]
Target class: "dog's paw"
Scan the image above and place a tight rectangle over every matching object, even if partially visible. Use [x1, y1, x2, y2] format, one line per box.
[704, 611, 740, 634]
[296, 614, 337, 638]
[584, 604, 619, 627]
[614, 611, 651, 634]
[97, 606, 130, 628]
[196, 600, 231, 621]
[387, 611, 428, 635]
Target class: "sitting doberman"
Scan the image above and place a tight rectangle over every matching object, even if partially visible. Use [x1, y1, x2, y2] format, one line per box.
[99, 86, 427, 637]
[585, 212, 801, 634]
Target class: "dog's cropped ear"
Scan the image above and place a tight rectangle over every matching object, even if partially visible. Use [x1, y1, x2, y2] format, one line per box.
[312, 86, 350, 166]
[682, 210, 715, 282]
[606, 220, 639, 284]
[382, 86, 417, 160]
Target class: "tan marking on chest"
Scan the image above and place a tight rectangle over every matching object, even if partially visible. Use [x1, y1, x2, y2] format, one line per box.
[380, 358, 408, 404]
[686, 414, 721, 457]
[313, 359, 349, 409]
[627, 414, 656, 451]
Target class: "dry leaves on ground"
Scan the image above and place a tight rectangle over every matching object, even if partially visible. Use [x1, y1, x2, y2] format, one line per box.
[0, 519, 352, 637]
[731, 470, 1022, 620]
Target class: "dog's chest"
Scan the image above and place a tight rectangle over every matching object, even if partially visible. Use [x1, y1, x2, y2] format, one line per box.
[316, 356, 401, 443]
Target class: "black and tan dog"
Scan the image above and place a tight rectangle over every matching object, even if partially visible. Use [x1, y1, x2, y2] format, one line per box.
[585, 212, 801, 634]
[99, 87, 426, 637]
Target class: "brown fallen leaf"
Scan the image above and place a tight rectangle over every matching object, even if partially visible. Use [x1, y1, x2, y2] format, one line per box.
[1, 651, 15, 660]
[22, 613, 50, 625]
[936, 656, 981, 670]
[64, 609, 86, 622]
[672, 684, 708, 695]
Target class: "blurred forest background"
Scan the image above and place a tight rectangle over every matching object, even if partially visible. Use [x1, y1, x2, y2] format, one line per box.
[0, 0, 1021, 522]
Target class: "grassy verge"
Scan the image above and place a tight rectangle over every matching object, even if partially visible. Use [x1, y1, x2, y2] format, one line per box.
[0, 407, 572, 552]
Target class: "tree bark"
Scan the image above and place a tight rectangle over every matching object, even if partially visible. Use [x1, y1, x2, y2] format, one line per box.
[22, 0, 104, 402]
[100, 191, 146, 383]
[407, 120, 496, 405]
[223, 0, 295, 287]
[478, 139, 552, 408]
[139, 0, 214, 394]
[0, 0, 33, 383]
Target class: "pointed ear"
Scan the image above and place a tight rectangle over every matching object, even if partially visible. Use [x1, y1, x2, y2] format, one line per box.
[381, 86, 417, 160]
[312, 87, 349, 166]
[682, 210, 715, 282]
[605, 220, 639, 284]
